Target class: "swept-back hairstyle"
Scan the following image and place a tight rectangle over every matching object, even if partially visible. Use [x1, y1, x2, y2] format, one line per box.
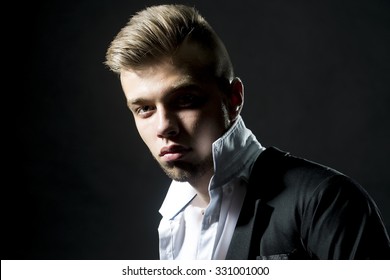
[104, 4, 234, 81]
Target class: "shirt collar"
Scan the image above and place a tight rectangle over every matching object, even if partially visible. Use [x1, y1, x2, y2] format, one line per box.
[211, 116, 262, 187]
[159, 116, 263, 219]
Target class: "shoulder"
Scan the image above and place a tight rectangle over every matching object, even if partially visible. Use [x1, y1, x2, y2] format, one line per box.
[250, 146, 348, 197]
[249, 146, 375, 212]
[245, 147, 390, 259]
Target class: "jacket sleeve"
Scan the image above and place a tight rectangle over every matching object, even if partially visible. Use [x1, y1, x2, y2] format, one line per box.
[300, 174, 390, 259]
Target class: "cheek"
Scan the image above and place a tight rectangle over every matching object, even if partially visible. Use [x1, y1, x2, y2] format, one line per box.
[200, 102, 230, 131]
[135, 121, 156, 151]
[182, 105, 228, 143]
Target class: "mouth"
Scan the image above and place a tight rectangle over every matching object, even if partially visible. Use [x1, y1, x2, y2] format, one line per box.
[159, 145, 191, 162]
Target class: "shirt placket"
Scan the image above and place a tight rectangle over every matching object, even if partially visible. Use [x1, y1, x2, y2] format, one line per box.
[196, 187, 222, 259]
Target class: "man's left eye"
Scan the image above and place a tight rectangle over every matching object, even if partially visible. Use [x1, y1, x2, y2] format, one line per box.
[176, 94, 203, 108]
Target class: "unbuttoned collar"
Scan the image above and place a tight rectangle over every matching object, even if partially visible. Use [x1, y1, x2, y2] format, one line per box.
[159, 116, 263, 219]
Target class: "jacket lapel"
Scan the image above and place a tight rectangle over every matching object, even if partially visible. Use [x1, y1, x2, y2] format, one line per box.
[225, 199, 273, 259]
[225, 147, 289, 260]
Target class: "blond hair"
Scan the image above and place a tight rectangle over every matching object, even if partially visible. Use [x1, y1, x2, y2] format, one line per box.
[104, 4, 233, 81]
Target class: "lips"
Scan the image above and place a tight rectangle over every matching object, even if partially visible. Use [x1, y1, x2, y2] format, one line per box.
[159, 145, 191, 162]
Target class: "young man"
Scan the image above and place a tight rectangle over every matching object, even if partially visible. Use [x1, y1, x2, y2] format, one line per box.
[104, 4, 390, 259]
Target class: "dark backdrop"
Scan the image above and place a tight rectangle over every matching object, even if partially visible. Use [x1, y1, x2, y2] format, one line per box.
[5, 0, 390, 259]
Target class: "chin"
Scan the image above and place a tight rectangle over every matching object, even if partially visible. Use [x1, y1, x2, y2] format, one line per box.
[157, 157, 213, 183]
[161, 163, 192, 182]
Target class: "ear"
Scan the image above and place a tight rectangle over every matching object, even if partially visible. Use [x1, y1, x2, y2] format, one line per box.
[227, 77, 244, 122]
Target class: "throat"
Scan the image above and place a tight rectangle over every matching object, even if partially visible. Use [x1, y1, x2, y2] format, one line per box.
[187, 171, 213, 206]
[191, 193, 210, 211]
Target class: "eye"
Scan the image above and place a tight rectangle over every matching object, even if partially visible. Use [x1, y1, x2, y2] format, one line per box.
[135, 105, 156, 117]
[176, 93, 205, 108]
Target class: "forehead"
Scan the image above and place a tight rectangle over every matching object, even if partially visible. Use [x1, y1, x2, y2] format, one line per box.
[120, 44, 219, 99]
[120, 61, 191, 94]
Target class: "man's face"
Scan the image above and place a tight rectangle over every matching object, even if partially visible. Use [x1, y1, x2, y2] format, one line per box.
[120, 46, 233, 184]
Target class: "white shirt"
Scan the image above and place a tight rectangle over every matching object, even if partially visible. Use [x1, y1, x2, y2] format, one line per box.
[158, 116, 264, 260]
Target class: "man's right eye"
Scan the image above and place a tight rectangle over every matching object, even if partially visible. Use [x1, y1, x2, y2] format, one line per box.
[135, 105, 156, 117]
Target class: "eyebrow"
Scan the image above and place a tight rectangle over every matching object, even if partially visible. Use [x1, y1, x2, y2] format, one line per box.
[127, 79, 203, 107]
[127, 97, 149, 106]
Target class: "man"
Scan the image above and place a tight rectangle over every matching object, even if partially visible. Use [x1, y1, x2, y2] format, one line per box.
[104, 4, 390, 259]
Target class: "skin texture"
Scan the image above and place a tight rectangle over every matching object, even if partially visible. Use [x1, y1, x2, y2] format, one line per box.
[120, 43, 243, 204]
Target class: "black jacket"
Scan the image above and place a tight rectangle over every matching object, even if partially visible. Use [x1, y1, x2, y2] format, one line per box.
[226, 147, 390, 259]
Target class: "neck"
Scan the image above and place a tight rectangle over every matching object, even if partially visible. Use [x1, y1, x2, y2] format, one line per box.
[188, 170, 213, 207]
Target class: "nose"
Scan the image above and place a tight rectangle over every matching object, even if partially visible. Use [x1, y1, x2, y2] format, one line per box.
[156, 106, 179, 139]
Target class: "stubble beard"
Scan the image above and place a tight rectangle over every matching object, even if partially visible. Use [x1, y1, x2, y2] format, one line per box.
[157, 155, 214, 183]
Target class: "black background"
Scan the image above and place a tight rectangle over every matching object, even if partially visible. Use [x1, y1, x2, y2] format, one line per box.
[5, 0, 390, 259]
